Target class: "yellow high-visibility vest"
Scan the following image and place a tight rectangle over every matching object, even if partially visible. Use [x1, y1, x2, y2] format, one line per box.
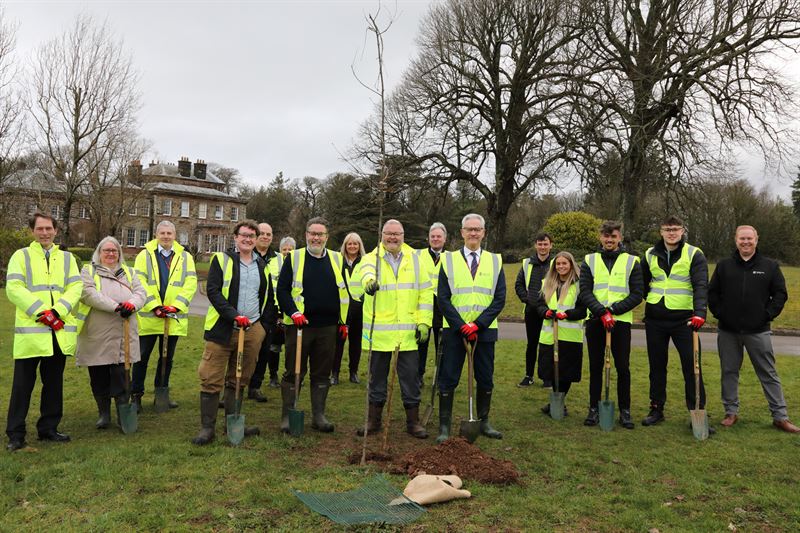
[539, 282, 584, 345]
[203, 252, 272, 331]
[282, 248, 349, 326]
[645, 244, 699, 310]
[415, 248, 442, 297]
[75, 264, 135, 334]
[441, 249, 503, 329]
[5, 241, 82, 358]
[585, 252, 639, 323]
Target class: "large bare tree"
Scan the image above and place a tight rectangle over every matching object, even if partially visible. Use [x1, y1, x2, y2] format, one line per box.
[571, 0, 800, 238]
[0, 8, 25, 201]
[28, 14, 141, 245]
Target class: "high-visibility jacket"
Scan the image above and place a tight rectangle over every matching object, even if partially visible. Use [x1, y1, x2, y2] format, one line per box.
[352, 243, 433, 351]
[539, 283, 584, 345]
[441, 249, 503, 329]
[415, 248, 442, 297]
[134, 239, 196, 336]
[75, 264, 135, 334]
[204, 252, 271, 331]
[645, 244, 700, 310]
[267, 252, 286, 312]
[281, 248, 349, 326]
[585, 252, 639, 323]
[5, 241, 82, 358]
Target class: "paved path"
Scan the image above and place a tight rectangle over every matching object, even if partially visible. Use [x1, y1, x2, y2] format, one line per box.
[189, 290, 799, 356]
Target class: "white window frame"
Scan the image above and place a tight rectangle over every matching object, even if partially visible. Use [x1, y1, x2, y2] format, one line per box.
[214, 205, 223, 220]
[178, 231, 189, 245]
[198, 203, 207, 219]
[126, 228, 136, 247]
[140, 202, 150, 217]
[128, 203, 137, 216]
[181, 201, 190, 218]
[230, 206, 239, 222]
[138, 228, 150, 247]
[162, 199, 172, 216]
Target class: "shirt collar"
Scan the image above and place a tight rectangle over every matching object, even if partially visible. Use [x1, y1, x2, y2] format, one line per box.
[463, 246, 481, 258]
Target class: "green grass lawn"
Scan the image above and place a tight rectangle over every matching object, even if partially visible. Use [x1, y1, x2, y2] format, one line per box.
[0, 294, 799, 530]
[501, 263, 800, 330]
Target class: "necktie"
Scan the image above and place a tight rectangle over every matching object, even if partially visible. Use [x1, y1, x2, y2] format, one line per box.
[469, 252, 478, 279]
[162, 250, 173, 269]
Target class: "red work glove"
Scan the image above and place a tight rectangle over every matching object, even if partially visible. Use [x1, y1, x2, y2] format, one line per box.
[688, 316, 705, 331]
[234, 315, 251, 329]
[601, 310, 616, 331]
[544, 310, 554, 319]
[36, 309, 65, 331]
[291, 312, 308, 328]
[459, 322, 479, 342]
[115, 302, 136, 319]
[154, 305, 178, 318]
[338, 324, 348, 341]
[556, 311, 568, 321]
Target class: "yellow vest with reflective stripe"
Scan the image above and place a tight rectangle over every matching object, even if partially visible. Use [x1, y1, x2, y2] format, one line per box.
[521, 257, 552, 314]
[442, 250, 503, 329]
[645, 244, 699, 310]
[355, 243, 433, 351]
[5, 242, 82, 358]
[75, 264, 135, 334]
[267, 252, 285, 312]
[585, 252, 639, 324]
[538, 283, 584, 345]
[282, 249, 350, 326]
[134, 240, 197, 336]
[415, 248, 442, 297]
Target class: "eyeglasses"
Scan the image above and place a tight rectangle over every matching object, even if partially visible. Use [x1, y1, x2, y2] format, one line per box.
[101, 249, 119, 254]
[462, 227, 484, 233]
[382, 232, 404, 237]
[307, 231, 328, 238]
[237, 232, 257, 239]
[660, 227, 683, 233]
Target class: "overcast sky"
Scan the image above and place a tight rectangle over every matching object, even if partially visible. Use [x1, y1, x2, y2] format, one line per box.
[5, 1, 798, 199]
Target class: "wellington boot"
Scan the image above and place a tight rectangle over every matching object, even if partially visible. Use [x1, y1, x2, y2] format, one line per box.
[476, 388, 503, 439]
[132, 393, 143, 415]
[436, 391, 454, 444]
[280, 382, 295, 433]
[94, 394, 111, 430]
[356, 402, 384, 436]
[192, 392, 219, 445]
[310, 383, 334, 432]
[223, 387, 260, 437]
[405, 404, 428, 439]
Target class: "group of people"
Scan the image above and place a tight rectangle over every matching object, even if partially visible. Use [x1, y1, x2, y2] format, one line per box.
[4, 210, 796, 452]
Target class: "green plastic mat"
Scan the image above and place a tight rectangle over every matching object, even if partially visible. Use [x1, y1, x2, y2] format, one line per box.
[293, 474, 426, 525]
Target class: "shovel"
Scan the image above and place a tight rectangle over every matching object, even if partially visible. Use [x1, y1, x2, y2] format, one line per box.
[690, 331, 709, 441]
[118, 319, 138, 434]
[549, 320, 566, 420]
[288, 328, 305, 437]
[598, 330, 615, 431]
[381, 343, 401, 453]
[153, 314, 174, 413]
[421, 333, 443, 427]
[226, 327, 246, 445]
[459, 339, 480, 443]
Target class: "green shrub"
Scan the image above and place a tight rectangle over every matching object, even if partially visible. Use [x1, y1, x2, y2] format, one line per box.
[543, 211, 603, 259]
[0, 228, 33, 287]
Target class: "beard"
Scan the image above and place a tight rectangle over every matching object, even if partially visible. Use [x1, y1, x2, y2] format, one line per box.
[307, 243, 324, 256]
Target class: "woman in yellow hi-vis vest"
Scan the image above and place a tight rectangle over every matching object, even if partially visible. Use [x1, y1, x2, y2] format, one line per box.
[534, 252, 586, 417]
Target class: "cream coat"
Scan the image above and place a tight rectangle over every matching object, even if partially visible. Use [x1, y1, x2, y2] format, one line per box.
[76, 264, 147, 367]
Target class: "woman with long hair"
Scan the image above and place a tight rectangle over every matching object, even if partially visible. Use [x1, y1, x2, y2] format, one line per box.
[536, 251, 587, 416]
[331, 232, 366, 385]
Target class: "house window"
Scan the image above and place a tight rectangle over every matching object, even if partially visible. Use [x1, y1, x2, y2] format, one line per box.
[181, 201, 190, 218]
[77, 232, 85, 246]
[140, 202, 150, 217]
[230, 206, 239, 222]
[128, 203, 137, 216]
[179, 231, 189, 245]
[138, 229, 150, 247]
[162, 199, 172, 216]
[204, 234, 220, 253]
[50, 205, 62, 219]
[214, 205, 223, 220]
[198, 203, 207, 219]
[78, 206, 88, 219]
[126, 228, 136, 247]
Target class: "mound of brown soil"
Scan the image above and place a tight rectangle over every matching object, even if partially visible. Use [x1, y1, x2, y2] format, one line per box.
[389, 437, 521, 485]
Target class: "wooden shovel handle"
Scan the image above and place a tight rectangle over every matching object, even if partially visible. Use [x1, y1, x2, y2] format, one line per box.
[236, 327, 245, 379]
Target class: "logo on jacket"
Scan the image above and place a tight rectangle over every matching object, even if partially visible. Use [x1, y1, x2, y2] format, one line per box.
[752, 271, 765, 275]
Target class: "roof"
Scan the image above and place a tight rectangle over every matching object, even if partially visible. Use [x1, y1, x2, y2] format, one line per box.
[149, 181, 245, 202]
[142, 162, 223, 184]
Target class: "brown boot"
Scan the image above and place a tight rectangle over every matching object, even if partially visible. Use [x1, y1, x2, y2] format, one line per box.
[405, 404, 428, 439]
[356, 402, 384, 436]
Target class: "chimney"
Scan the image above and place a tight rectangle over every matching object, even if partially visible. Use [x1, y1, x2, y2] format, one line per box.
[149, 160, 158, 168]
[128, 159, 142, 178]
[194, 159, 207, 180]
[178, 156, 191, 177]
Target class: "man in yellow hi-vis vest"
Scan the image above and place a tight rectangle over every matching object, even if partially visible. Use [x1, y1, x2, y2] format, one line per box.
[5, 213, 82, 451]
[351, 219, 434, 439]
[132, 220, 197, 412]
[436, 213, 506, 443]
[641, 215, 709, 428]
[579, 220, 643, 430]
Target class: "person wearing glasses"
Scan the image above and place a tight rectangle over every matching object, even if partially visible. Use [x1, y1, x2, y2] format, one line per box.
[436, 214, 506, 442]
[641, 216, 710, 429]
[247, 222, 275, 402]
[192, 221, 277, 445]
[276, 217, 349, 433]
[132, 220, 197, 413]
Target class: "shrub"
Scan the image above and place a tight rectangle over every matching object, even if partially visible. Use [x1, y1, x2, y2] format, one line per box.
[0, 228, 33, 286]
[542, 211, 603, 259]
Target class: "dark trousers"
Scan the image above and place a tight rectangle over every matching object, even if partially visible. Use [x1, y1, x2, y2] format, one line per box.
[282, 325, 336, 386]
[645, 318, 706, 410]
[250, 329, 281, 389]
[6, 340, 67, 440]
[333, 309, 363, 375]
[88, 364, 127, 399]
[438, 328, 495, 392]
[586, 319, 631, 409]
[132, 334, 179, 395]
[367, 350, 421, 406]
[524, 311, 543, 378]
[416, 327, 441, 379]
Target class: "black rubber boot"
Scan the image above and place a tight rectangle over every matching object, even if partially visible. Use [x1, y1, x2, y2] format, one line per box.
[405, 404, 428, 439]
[280, 382, 296, 433]
[191, 392, 219, 445]
[310, 383, 334, 432]
[436, 391, 454, 444]
[356, 402, 384, 436]
[224, 387, 260, 437]
[94, 394, 111, 430]
[131, 393, 143, 415]
[476, 388, 503, 439]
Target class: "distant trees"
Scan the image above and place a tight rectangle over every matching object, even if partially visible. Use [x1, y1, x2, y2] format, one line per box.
[0, 7, 25, 227]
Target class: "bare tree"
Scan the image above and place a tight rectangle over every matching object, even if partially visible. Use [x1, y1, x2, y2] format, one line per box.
[208, 163, 241, 195]
[571, 0, 800, 238]
[28, 14, 141, 245]
[0, 8, 25, 198]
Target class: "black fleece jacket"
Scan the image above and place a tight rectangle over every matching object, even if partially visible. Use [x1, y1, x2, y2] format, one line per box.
[579, 247, 643, 319]
[641, 239, 708, 321]
[514, 253, 551, 313]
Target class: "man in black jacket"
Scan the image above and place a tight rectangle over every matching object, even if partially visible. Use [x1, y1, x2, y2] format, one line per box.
[191, 221, 277, 445]
[514, 233, 552, 387]
[708, 225, 798, 433]
[641, 216, 709, 427]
